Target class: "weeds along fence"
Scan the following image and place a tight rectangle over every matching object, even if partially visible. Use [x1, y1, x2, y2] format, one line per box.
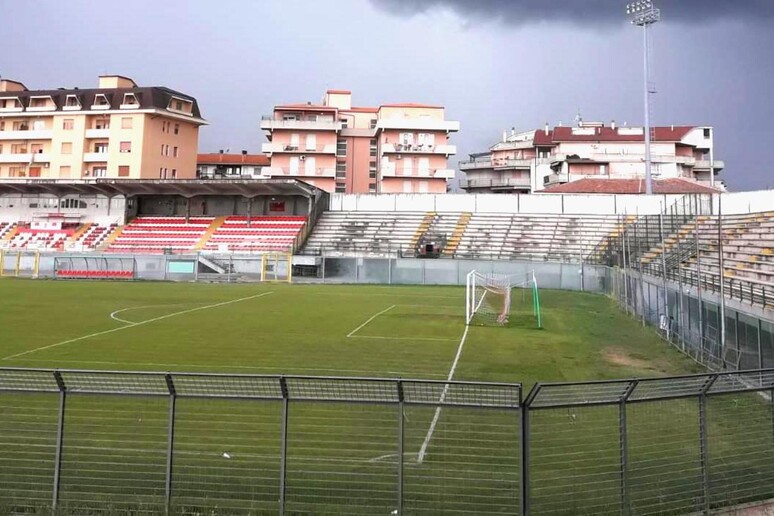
[2, 368, 774, 515]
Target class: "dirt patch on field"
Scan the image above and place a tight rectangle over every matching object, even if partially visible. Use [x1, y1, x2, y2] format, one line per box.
[604, 349, 656, 370]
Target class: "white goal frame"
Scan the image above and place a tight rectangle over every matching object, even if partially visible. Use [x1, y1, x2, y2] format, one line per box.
[466, 270, 542, 328]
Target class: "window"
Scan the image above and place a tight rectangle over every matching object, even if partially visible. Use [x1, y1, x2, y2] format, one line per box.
[175, 100, 183, 110]
[9, 166, 25, 177]
[120, 141, 131, 153]
[369, 183, 377, 193]
[0, 121, 4, 131]
[336, 138, 347, 156]
[94, 118, 109, 130]
[162, 121, 167, 133]
[59, 166, 71, 178]
[62, 119, 74, 130]
[173, 146, 178, 157]
[159, 167, 164, 178]
[64, 95, 80, 108]
[543, 175, 550, 185]
[93, 94, 110, 108]
[118, 166, 130, 177]
[305, 134, 316, 151]
[92, 167, 107, 177]
[369, 119, 377, 129]
[174, 123, 179, 135]
[12, 144, 28, 154]
[94, 142, 108, 153]
[0, 144, 3, 154]
[335, 183, 346, 193]
[30, 144, 44, 154]
[370, 138, 377, 157]
[171, 169, 177, 178]
[121, 117, 133, 129]
[61, 142, 72, 154]
[335, 162, 346, 178]
[121, 93, 139, 106]
[704, 128, 711, 138]
[12, 121, 29, 131]
[340, 118, 349, 128]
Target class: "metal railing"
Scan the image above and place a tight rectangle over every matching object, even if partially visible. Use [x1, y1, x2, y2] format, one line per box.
[2, 368, 774, 515]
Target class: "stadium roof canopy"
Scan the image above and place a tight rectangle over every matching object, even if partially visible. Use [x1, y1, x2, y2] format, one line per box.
[0, 178, 322, 198]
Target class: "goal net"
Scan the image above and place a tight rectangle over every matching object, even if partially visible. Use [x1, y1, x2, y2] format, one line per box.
[466, 270, 542, 328]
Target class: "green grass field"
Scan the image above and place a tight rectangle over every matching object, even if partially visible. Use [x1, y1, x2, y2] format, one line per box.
[2, 279, 773, 515]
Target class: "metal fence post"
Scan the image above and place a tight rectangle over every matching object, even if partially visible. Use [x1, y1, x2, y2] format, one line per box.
[397, 380, 404, 515]
[51, 371, 66, 515]
[164, 374, 177, 514]
[279, 377, 289, 516]
[699, 374, 718, 515]
[620, 380, 638, 516]
[521, 386, 538, 516]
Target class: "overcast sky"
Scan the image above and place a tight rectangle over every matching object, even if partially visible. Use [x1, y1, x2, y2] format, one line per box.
[3, 0, 773, 191]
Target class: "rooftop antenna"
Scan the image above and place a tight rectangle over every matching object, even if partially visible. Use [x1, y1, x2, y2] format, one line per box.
[574, 109, 583, 127]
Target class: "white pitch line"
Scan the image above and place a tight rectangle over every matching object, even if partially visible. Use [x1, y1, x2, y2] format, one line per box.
[109, 303, 206, 325]
[349, 335, 457, 342]
[346, 305, 396, 338]
[416, 324, 470, 464]
[1, 292, 274, 361]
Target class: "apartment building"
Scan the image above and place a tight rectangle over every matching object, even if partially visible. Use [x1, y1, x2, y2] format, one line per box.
[0, 75, 205, 180]
[260, 90, 459, 193]
[197, 151, 269, 179]
[459, 122, 724, 193]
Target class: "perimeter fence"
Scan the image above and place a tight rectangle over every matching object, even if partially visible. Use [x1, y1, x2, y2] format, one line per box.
[2, 368, 774, 515]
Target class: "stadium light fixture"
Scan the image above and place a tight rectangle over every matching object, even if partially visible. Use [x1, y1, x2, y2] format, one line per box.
[626, 0, 661, 195]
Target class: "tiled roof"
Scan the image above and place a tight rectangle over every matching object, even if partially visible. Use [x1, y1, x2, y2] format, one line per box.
[542, 177, 720, 194]
[326, 89, 351, 94]
[198, 153, 270, 166]
[346, 107, 379, 113]
[533, 126, 695, 145]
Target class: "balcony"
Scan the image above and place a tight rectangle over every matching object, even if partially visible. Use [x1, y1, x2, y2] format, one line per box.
[31, 153, 50, 163]
[381, 143, 456, 155]
[85, 129, 111, 138]
[381, 164, 455, 179]
[262, 167, 336, 178]
[544, 173, 569, 185]
[0, 153, 32, 164]
[695, 159, 725, 170]
[260, 117, 342, 131]
[0, 129, 53, 140]
[459, 158, 532, 170]
[460, 177, 531, 190]
[261, 143, 336, 154]
[84, 152, 109, 163]
[375, 119, 460, 132]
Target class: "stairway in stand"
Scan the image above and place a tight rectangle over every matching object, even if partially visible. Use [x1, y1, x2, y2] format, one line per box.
[442, 212, 472, 257]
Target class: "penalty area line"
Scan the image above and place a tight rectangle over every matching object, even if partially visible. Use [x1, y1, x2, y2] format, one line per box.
[346, 305, 396, 338]
[416, 324, 470, 464]
[1, 291, 274, 362]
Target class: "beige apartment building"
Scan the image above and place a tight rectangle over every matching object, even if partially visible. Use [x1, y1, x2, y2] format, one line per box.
[0, 75, 205, 180]
[261, 90, 459, 194]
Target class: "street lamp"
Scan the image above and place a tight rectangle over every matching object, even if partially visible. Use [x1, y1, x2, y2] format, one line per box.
[626, 0, 661, 195]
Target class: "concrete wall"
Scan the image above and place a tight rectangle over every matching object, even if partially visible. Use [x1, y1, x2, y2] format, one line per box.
[329, 193, 689, 215]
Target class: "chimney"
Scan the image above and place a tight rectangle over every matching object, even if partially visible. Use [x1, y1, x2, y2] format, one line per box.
[611, 120, 616, 131]
[511, 127, 516, 137]
[219, 149, 224, 154]
[544, 123, 549, 135]
[502, 130, 507, 142]
[558, 121, 563, 127]
[242, 150, 247, 155]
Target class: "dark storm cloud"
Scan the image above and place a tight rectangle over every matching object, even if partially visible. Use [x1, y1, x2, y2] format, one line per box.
[371, 0, 774, 25]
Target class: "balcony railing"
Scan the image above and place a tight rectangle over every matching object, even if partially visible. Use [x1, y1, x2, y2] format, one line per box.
[85, 129, 111, 138]
[84, 152, 109, 163]
[0, 153, 32, 164]
[695, 159, 725, 170]
[263, 167, 336, 178]
[260, 117, 342, 131]
[460, 177, 531, 190]
[0, 129, 53, 141]
[261, 143, 336, 154]
[459, 158, 532, 170]
[375, 119, 460, 132]
[380, 165, 454, 179]
[381, 143, 456, 155]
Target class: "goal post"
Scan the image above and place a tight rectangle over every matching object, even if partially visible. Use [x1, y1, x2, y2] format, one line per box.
[260, 252, 292, 283]
[466, 270, 542, 328]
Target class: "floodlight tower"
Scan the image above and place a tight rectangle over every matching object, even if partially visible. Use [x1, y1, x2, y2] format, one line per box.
[626, 0, 661, 195]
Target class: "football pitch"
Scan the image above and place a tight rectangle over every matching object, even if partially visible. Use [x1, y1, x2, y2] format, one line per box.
[9, 279, 774, 515]
[0, 279, 698, 383]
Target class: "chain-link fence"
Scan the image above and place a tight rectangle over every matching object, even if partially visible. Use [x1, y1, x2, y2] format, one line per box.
[2, 368, 774, 515]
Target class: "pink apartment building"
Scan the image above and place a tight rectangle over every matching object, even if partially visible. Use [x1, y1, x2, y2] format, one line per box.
[260, 90, 459, 194]
[460, 121, 724, 193]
